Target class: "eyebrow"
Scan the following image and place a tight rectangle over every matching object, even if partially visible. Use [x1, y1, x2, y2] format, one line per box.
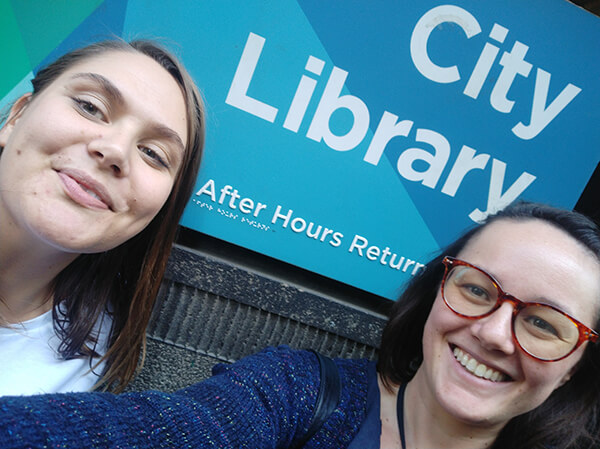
[69, 72, 186, 154]
[151, 123, 186, 155]
[533, 297, 575, 316]
[70, 72, 125, 106]
[474, 261, 578, 317]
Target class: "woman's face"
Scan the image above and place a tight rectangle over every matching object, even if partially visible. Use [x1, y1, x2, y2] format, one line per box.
[418, 219, 600, 428]
[0, 50, 188, 254]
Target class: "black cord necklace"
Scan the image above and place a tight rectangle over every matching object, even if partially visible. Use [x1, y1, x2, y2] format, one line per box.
[396, 383, 407, 449]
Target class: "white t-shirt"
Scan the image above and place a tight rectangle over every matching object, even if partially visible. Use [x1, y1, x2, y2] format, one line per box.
[0, 308, 112, 396]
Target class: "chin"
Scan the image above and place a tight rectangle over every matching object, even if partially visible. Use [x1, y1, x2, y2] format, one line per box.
[428, 366, 516, 429]
[442, 400, 499, 427]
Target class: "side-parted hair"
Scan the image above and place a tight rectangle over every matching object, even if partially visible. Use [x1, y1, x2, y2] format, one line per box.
[0, 40, 205, 392]
[377, 202, 600, 449]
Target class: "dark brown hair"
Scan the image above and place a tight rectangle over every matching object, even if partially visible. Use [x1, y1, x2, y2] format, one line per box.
[377, 202, 600, 449]
[2, 39, 205, 392]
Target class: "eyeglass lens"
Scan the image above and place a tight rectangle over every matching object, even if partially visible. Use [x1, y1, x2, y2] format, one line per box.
[444, 265, 580, 360]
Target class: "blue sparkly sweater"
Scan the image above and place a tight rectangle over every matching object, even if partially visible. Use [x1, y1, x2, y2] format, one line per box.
[0, 346, 370, 448]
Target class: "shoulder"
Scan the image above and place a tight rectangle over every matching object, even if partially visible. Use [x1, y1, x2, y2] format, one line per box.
[0, 309, 111, 395]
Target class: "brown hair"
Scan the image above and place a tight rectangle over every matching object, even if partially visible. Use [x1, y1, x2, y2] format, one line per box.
[3, 39, 205, 392]
[377, 202, 600, 449]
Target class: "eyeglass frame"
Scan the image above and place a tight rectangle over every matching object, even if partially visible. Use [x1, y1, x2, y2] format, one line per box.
[440, 256, 599, 362]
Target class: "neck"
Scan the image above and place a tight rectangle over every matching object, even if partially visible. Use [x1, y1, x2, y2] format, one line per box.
[378, 374, 402, 448]
[402, 369, 503, 449]
[0, 215, 78, 323]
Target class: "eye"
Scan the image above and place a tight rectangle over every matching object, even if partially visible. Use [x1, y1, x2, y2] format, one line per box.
[73, 97, 106, 121]
[458, 283, 492, 303]
[139, 145, 169, 169]
[467, 285, 487, 297]
[524, 316, 559, 337]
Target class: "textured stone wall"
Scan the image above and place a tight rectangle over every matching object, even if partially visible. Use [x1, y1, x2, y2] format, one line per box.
[127, 245, 387, 392]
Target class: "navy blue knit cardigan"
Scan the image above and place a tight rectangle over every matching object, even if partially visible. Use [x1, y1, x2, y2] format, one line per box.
[0, 346, 370, 448]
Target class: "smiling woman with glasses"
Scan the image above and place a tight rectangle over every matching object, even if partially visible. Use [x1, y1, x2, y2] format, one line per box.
[0, 202, 598, 449]
[378, 202, 600, 449]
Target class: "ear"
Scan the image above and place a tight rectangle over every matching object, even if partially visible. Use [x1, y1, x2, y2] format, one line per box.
[557, 373, 571, 388]
[557, 364, 578, 388]
[0, 93, 32, 147]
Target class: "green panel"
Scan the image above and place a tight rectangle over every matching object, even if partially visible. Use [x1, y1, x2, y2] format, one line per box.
[10, 0, 103, 69]
[0, 1, 31, 99]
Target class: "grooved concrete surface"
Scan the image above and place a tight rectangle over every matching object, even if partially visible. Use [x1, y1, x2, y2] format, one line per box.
[126, 245, 386, 392]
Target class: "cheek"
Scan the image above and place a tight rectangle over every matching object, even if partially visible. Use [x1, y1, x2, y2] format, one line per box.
[425, 295, 463, 335]
[129, 173, 175, 219]
[17, 103, 69, 145]
[422, 296, 455, 354]
[519, 355, 579, 402]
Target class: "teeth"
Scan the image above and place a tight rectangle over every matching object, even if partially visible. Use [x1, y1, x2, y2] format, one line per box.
[474, 364, 486, 377]
[453, 347, 506, 382]
[82, 186, 102, 201]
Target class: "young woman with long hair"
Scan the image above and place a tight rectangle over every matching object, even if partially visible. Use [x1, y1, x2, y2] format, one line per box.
[0, 39, 205, 394]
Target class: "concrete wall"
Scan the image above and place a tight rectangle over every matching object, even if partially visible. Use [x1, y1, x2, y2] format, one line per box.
[126, 245, 388, 392]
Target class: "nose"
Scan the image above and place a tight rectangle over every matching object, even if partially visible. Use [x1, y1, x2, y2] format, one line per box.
[471, 301, 516, 355]
[87, 131, 131, 176]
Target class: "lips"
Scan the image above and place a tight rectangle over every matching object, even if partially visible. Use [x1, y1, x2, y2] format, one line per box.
[452, 346, 510, 382]
[57, 169, 113, 210]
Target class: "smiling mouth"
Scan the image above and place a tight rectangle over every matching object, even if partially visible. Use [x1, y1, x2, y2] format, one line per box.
[452, 346, 510, 382]
[57, 171, 111, 210]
